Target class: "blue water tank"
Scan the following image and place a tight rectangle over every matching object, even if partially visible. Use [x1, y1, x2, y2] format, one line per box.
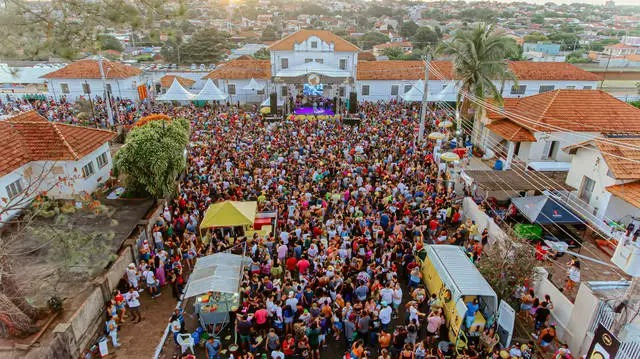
[494, 159, 503, 170]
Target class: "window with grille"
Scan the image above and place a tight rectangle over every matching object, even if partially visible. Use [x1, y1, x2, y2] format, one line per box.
[315, 58, 323, 64]
[60, 83, 70, 94]
[228, 84, 236, 95]
[339, 87, 345, 97]
[510, 85, 526, 95]
[404, 84, 412, 93]
[311, 41, 318, 48]
[281, 86, 288, 96]
[82, 162, 96, 178]
[539, 85, 555, 93]
[96, 152, 109, 169]
[339, 59, 347, 70]
[583, 86, 592, 90]
[280, 58, 288, 69]
[105, 83, 113, 94]
[391, 85, 399, 96]
[362, 85, 370, 96]
[305, 58, 313, 63]
[5, 179, 23, 199]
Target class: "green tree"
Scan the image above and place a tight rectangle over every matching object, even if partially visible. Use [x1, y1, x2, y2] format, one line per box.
[400, 21, 419, 38]
[531, 14, 545, 24]
[523, 32, 548, 43]
[261, 26, 278, 41]
[438, 24, 517, 142]
[476, 236, 540, 308]
[253, 48, 270, 60]
[589, 38, 619, 52]
[382, 46, 404, 59]
[359, 31, 389, 50]
[97, 35, 123, 52]
[180, 28, 230, 65]
[548, 31, 580, 51]
[113, 118, 190, 198]
[412, 27, 439, 49]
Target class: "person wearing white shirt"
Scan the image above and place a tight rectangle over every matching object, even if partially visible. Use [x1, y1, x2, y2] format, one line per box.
[379, 301, 393, 330]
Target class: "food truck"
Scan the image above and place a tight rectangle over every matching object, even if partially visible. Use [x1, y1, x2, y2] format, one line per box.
[420, 245, 515, 352]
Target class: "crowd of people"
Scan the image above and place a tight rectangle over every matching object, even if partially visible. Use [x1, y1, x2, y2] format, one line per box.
[0, 94, 571, 358]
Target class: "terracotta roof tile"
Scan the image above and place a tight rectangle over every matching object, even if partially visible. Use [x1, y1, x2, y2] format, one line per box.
[507, 61, 601, 81]
[203, 58, 270, 80]
[595, 138, 640, 180]
[485, 119, 536, 142]
[268, 30, 360, 52]
[42, 59, 142, 79]
[0, 111, 116, 176]
[160, 75, 195, 88]
[606, 181, 640, 209]
[356, 61, 596, 81]
[356, 60, 452, 80]
[495, 90, 640, 133]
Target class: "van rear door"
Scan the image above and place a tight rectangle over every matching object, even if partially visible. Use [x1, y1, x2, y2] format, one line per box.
[497, 300, 515, 348]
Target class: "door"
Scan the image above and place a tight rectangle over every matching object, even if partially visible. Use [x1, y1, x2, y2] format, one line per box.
[496, 300, 515, 348]
[579, 176, 596, 203]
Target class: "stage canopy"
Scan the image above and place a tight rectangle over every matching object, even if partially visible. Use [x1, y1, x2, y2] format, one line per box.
[243, 78, 265, 91]
[511, 195, 583, 225]
[184, 252, 247, 298]
[200, 200, 257, 229]
[194, 79, 227, 101]
[157, 78, 194, 101]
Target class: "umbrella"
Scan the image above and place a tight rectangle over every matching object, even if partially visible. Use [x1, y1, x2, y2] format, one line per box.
[428, 132, 445, 140]
[440, 152, 460, 162]
[438, 120, 453, 128]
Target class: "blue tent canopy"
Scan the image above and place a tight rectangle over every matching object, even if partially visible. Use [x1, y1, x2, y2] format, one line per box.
[511, 195, 583, 225]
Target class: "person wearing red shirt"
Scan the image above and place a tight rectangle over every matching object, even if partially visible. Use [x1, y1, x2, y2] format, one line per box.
[282, 334, 296, 356]
[253, 307, 269, 336]
[297, 256, 310, 275]
[286, 256, 298, 273]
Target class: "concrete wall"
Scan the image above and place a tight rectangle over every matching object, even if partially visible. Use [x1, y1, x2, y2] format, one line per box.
[567, 284, 600, 356]
[532, 268, 575, 343]
[47, 77, 141, 101]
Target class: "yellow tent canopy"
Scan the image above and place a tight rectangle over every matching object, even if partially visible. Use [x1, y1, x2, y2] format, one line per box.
[199, 201, 258, 229]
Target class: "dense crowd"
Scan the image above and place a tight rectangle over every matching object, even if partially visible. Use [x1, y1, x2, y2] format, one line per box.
[0, 95, 571, 358]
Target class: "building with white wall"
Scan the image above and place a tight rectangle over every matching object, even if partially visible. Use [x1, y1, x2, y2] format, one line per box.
[42, 59, 143, 101]
[203, 56, 270, 104]
[0, 111, 115, 224]
[563, 136, 640, 223]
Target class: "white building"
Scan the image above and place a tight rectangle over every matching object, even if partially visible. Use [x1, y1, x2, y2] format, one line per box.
[0, 111, 115, 224]
[563, 136, 640, 224]
[42, 59, 143, 101]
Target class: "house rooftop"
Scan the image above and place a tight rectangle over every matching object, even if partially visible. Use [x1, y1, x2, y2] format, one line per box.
[42, 59, 142, 79]
[159, 75, 195, 88]
[203, 58, 270, 80]
[268, 29, 360, 52]
[0, 111, 116, 176]
[487, 90, 640, 134]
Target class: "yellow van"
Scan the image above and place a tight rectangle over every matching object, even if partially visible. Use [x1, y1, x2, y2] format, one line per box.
[420, 245, 515, 352]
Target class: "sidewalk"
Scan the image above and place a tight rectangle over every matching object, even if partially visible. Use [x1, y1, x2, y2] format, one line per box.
[108, 286, 179, 358]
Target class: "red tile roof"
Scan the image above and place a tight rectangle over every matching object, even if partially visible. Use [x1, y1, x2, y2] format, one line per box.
[606, 181, 640, 209]
[42, 59, 142, 79]
[268, 30, 360, 52]
[506, 61, 601, 81]
[488, 90, 640, 133]
[356, 60, 452, 80]
[356, 61, 598, 81]
[160, 75, 195, 88]
[485, 119, 536, 142]
[203, 58, 271, 80]
[595, 138, 640, 180]
[0, 111, 116, 176]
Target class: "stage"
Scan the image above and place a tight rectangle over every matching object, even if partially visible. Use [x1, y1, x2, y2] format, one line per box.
[293, 106, 335, 116]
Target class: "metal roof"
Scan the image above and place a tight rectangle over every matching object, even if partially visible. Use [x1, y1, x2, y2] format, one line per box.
[426, 245, 497, 301]
[183, 252, 247, 298]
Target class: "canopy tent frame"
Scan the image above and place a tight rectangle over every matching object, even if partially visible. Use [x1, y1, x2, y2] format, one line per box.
[510, 195, 584, 225]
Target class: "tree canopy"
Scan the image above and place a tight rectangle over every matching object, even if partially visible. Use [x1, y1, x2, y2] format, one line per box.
[179, 28, 230, 65]
[400, 21, 419, 38]
[113, 118, 190, 198]
[359, 32, 389, 50]
[412, 27, 440, 49]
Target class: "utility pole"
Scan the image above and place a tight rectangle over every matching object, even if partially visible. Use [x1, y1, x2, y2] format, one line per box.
[97, 54, 115, 126]
[417, 54, 430, 143]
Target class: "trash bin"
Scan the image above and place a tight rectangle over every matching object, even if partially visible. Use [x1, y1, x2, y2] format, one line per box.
[494, 159, 503, 171]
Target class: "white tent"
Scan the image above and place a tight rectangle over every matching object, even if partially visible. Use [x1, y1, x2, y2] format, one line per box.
[242, 78, 265, 91]
[156, 78, 194, 102]
[184, 252, 249, 298]
[194, 79, 227, 101]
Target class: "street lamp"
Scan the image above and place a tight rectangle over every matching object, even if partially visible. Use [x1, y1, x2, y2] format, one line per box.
[97, 55, 115, 126]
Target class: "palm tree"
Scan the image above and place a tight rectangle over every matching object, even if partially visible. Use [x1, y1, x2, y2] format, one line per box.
[439, 24, 518, 146]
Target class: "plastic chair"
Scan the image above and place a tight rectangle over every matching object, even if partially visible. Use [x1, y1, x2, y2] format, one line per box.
[177, 333, 195, 354]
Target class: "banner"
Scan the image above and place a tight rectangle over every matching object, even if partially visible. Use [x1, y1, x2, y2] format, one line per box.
[586, 324, 620, 359]
[137, 84, 148, 100]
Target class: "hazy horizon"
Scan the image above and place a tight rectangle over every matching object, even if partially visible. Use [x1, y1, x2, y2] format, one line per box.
[449, 0, 640, 5]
